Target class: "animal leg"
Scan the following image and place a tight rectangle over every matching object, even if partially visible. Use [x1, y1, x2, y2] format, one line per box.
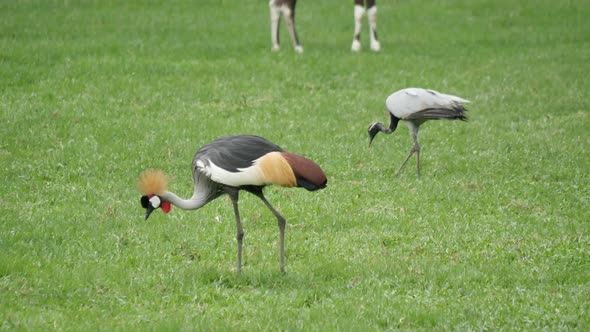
[252, 190, 287, 273]
[397, 123, 421, 176]
[283, 3, 303, 53]
[415, 143, 421, 177]
[396, 145, 416, 176]
[269, 1, 281, 51]
[411, 128, 421, 177]
[225, 187, 244, 272]
[352, 2, 365, 51]
[366, 1, 380, 51]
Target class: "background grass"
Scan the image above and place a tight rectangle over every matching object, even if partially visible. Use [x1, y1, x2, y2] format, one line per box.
[1, 0, 589, 330]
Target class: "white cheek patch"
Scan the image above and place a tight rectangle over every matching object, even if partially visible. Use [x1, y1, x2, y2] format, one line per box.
[149, 196, 161, 208]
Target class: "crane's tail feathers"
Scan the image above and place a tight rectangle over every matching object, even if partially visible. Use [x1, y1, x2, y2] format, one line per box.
[297, 177, 327, 191]
[257, 151, 327, 191]
[281, 152, 327, 191]
[139, 169, 168, 195]
[407, 105, 468, 121]
[450, 96, 470, 104]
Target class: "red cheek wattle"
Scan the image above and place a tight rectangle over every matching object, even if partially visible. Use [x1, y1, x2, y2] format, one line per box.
[162, 201, 171, 213]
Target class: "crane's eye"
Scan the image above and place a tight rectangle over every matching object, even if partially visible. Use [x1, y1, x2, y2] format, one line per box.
[149, 195, 161, 208]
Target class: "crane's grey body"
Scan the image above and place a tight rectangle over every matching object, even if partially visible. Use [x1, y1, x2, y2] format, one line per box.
[368, 88, 469, 176]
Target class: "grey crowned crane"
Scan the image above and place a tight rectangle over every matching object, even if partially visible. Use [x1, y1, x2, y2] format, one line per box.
[368, 88, 469, 176]
[139, 135, 327, 273]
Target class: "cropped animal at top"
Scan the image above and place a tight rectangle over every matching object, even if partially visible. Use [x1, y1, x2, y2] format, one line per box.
[352, 0, 381, 52]
[269, 0, 380, 52]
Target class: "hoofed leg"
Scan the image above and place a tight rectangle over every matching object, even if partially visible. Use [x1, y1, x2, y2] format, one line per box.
[283, 5, 303, 53]
[225, 187, 244, 272]
[367, 2, 381, 51]
[269, 1, 281, 51]
[252, 190, 287, 273]
[352, 3, 365, 51]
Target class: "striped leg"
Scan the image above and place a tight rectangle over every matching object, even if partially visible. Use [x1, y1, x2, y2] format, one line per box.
[283, 2, 303, 53]
[269, 1, 281, 51]
[352, 0, 365, 51]
[367, 0, 381, 52]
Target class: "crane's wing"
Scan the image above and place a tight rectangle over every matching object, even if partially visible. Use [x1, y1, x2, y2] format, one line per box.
[194, 135, 283, 172]
[387, 88, 469, 120]
[192, 135, 284, 187]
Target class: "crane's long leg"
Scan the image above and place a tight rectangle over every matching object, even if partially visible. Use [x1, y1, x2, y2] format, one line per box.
[396, 146, 416, 176]
[252, 190, 287, 273]
[224, 187, 244, 272]
[416, 144, 421, 177]
[396, 123, 421, 176]
[412, 128, 421, 177]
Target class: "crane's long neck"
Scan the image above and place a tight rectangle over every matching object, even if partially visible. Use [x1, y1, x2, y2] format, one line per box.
[387, 113, 400, 132]
[376, 113, 401, 134]
[160, 191, 210, 210]
[369, 113, 400, 146]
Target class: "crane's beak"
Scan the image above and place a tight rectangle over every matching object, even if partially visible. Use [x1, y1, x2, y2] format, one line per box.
[145, 205, 155, 220]
[368, 134, 376, 147]
[368, 124, 379, 147]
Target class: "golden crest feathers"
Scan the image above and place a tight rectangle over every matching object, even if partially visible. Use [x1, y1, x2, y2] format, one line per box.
[139, 169, 168, 195]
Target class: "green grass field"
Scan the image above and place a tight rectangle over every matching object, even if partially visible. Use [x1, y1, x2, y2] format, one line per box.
[1, 0, 589, 330]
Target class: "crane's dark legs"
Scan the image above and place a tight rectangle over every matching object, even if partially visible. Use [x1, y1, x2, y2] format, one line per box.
[413, 128, 421, 177]
[251, 190, 287, 273]
[396, 124, 421, 176]
[224, 187, 244, 272]
[416, 145, 421, 177]
[396, 144, 420, 176]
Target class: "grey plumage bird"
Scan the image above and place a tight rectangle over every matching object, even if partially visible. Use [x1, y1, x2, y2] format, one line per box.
[368, 88, 469, 176]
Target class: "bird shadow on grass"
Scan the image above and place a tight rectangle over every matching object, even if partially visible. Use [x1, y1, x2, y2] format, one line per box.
[191, 261, 348, 292]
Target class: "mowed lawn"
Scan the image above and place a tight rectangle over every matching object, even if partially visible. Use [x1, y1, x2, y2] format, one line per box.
[1, 0, 588, 330]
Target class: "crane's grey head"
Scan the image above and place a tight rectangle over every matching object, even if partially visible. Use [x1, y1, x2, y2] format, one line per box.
[368, 122, 382, 147]
[140, 194, 171, 220]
